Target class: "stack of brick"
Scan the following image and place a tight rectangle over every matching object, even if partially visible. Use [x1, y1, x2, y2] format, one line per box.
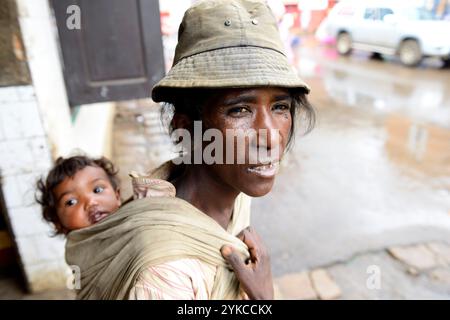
[0, 86, 68, 292]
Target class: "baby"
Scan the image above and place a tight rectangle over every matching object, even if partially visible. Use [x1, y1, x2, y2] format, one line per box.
[36, 156, 122, 235]
[36, 155, 177, 235]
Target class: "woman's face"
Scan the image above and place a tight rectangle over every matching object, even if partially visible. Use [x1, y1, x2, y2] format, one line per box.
[202, 87, 292, 197]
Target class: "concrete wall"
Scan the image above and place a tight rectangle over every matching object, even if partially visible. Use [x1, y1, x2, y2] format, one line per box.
[15, 0, 75, 158]
[0, 85, 68, 292]
[0, 0, 116, 292]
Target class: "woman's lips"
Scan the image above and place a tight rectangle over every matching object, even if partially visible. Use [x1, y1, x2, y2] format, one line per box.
[246, 162, 280, 178]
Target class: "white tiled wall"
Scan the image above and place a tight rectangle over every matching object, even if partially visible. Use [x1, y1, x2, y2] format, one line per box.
[16, 0, 74, 158]
[1, 0, 117, 295]
[0, 85, 68, 293]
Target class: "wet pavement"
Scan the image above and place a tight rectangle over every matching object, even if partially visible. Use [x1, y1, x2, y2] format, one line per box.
[6, 36, 448, 300]
[250, 38, 450, 296]
[108, 38, 450, 299]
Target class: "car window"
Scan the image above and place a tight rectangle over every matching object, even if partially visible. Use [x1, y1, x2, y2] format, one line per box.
[337, 6, 355, 16]
[364, 8, 378, 20]
[404, 7, 437, 20]
[379, 8, 394, 20]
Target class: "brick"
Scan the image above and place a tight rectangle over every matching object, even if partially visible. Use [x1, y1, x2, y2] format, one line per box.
[16, 173, 46, 207]
[406, 267, 420, 276]
[29, 137, 53, 169]
[0, 137, 51, 176]
[310, 269, 342, 300]
[0, 140, 34, 176]
[429, 268, 450, 284]
[18, 101, 45, 138]
[0, 118, 5, 141]
[2, 175, 22, 208]
[15, 234, 65, 266]
[0, 170, 50, 211]
[0, 101, 44, 139]
[16, 86, 36, 101]
[8, 205, 53, 237]
[273, 282, 283, 300]
[275, 272, 317, 300]
[0, 87, 19, 103]
[426, 242, 450, 266]
[388, 244, 438, 270]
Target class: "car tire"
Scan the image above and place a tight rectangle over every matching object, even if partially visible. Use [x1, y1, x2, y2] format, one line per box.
[370, 52, 383, 60]
[398, 39, 422, 67]
[441, 57, 450, 69]
[336, 32, 352, 56]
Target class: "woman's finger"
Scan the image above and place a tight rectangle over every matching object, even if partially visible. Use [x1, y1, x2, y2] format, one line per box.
[241, 228, 261, 262]
[236, 230, 245, 242]
[221, 245, 248, 276]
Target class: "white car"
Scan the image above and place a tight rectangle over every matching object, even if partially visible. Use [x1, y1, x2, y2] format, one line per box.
[318, 0, 450, 67]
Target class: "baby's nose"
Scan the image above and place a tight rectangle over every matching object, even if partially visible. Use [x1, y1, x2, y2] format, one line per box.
[85, 197, 99, 212]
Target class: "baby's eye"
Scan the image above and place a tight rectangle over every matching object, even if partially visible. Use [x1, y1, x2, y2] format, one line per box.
[93, 186, 104, 194]
[65, 199, 78, 207]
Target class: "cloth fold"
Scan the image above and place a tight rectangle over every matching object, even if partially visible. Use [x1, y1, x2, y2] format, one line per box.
[65, 161, 251, 300]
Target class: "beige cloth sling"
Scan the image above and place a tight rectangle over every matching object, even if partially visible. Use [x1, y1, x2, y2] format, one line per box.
[65, 162, 251, 300]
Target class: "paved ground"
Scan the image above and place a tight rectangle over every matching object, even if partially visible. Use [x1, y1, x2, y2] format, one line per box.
[256, 38, 450, 299]
[274, 241, 450, 300]
[0, 268, 75, 299]
[109, 38, 450, 299]
[2, 37, 449, 300]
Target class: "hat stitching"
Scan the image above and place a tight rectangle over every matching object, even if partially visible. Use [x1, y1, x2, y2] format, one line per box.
[152, 0, 311, 101]
[233, 3, 245, 46]
[173, 44, 287, 68]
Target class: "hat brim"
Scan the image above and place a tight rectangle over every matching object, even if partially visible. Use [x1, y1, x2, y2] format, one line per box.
[151, 46, 310, 102]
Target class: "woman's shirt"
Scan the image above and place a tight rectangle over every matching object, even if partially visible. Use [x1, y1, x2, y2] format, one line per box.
[128, 258, 216, 299]
[127, 165, 251, 300]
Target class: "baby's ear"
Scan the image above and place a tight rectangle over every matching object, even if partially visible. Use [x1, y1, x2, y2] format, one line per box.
[115, 188, 122, 204]
[54, 221, 67, 235]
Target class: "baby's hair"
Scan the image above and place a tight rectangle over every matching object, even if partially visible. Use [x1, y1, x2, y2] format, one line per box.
[36, 155, 120, 235]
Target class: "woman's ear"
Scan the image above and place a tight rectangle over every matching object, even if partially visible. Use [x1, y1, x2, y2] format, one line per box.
[171, 113, 192, 132]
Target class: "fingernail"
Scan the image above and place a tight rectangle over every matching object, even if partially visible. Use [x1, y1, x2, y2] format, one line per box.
[221, 245, 233, 257]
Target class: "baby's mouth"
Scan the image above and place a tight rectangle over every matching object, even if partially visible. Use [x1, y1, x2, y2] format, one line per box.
[89, 210, 109, 224]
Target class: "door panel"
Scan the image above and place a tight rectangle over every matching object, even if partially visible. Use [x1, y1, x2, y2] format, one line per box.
[51, 0, 165, 106]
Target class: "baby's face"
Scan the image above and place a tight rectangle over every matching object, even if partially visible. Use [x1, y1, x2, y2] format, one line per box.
[53, 166, 121, 233]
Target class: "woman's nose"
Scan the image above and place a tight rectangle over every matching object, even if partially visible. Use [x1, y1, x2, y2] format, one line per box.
[253, 110, 280, 151]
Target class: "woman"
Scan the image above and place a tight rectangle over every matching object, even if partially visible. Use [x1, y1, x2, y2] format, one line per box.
[65, 0, 313, 300]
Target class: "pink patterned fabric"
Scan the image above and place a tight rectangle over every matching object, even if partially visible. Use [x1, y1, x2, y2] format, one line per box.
[129, 258, 216, 300]
[127, 167, 250, 300]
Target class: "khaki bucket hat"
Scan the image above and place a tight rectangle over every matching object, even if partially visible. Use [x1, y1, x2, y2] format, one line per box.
[151, 0, 310, 102]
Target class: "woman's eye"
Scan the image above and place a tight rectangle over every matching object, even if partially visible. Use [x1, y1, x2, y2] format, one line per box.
[65, 199, 77, 207]
[227, 106, 251, 116]
[94, 186, 104, 194]
[272, 104, 290, 112]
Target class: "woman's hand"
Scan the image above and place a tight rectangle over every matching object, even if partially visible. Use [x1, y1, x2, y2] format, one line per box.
[221, 227, 274, 300]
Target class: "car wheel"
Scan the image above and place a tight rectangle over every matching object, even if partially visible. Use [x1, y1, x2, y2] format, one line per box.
[370, 52, 383, 60]
[398, 40, 422, 67]
[336, 32, 352, 55]
[441, 57, 450, 69]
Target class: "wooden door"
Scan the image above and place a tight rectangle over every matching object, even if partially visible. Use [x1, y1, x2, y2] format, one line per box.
[51, 0, 165, 105]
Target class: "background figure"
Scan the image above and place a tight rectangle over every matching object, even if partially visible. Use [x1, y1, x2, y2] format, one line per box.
[267, 0, 297, 65]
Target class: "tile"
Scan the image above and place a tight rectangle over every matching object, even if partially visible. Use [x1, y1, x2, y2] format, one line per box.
[275, 271, 317, 300]
[310, 268, 342, 300]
